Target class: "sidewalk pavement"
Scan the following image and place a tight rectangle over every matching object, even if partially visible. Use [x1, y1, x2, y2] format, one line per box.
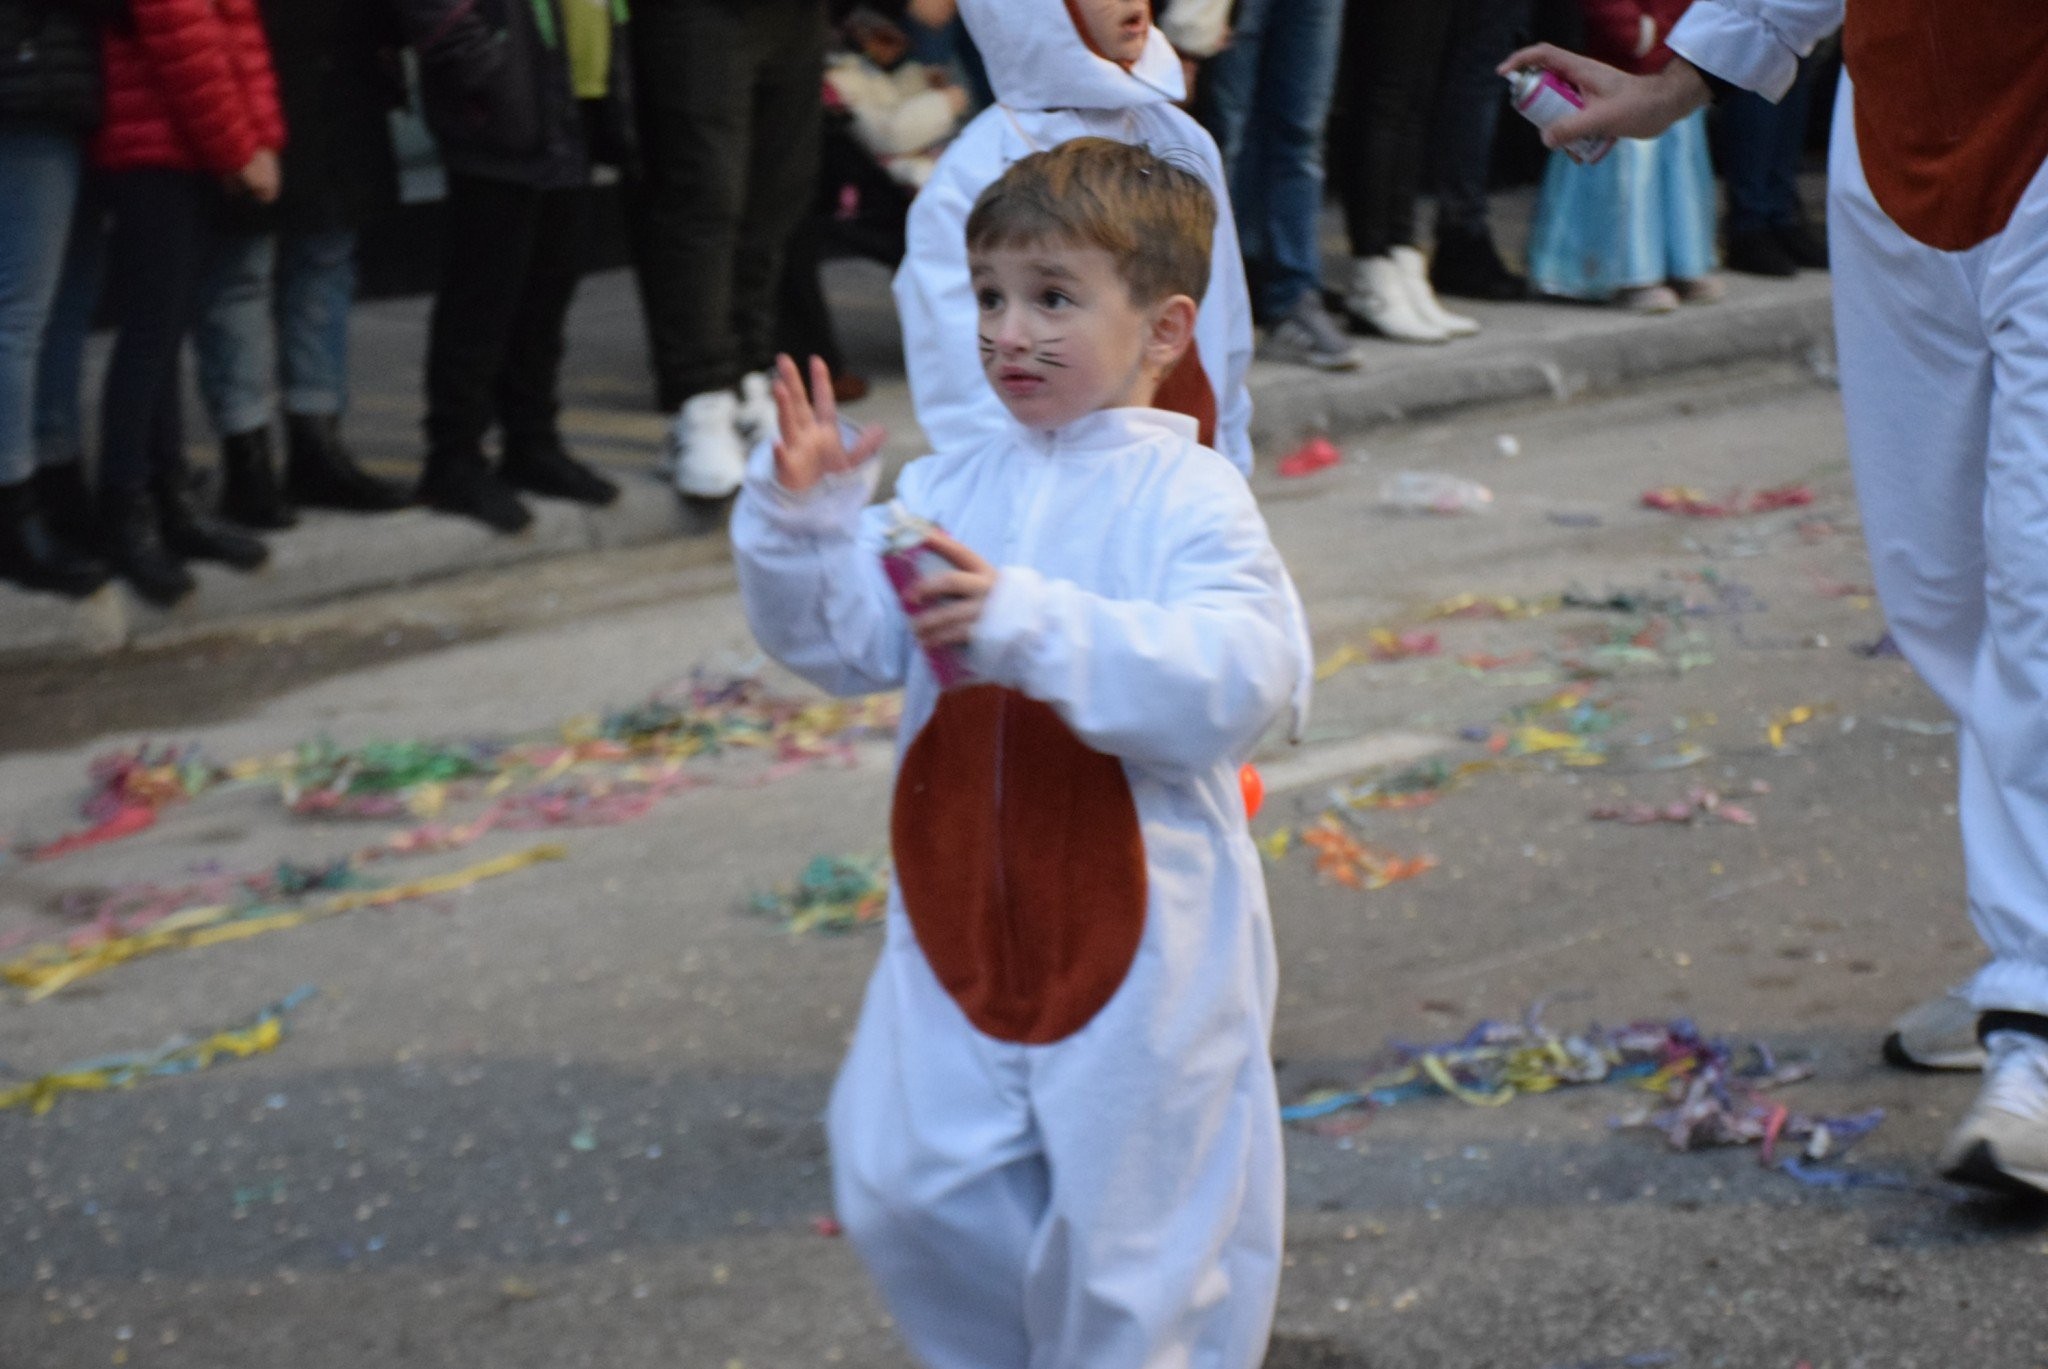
[0, 204, 1835, 661]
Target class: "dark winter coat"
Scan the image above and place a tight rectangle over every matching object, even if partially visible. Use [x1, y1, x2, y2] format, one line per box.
[0, 0, 121, 131]
[395, 0, 634, 190]
[260, 0, 405, 229]
[93, 0, 284, 175]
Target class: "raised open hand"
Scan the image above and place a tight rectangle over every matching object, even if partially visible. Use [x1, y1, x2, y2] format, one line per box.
[772, 353, 887, 494]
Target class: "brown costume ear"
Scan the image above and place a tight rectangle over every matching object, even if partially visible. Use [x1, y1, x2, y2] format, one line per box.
[1152, 344, 1217, 449]
[892, 685, 1149, 1045]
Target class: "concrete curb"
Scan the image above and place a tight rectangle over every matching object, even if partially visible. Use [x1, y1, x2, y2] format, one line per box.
[0, 279, 1836, 661]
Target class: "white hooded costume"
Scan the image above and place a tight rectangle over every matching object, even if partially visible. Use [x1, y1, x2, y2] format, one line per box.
[732, 402, 1306, 1368]
[892, 0, 1258, 477]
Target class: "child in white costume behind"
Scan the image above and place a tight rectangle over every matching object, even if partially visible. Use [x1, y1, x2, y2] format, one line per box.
[895, 0, 1258, 476]
[733, 140, 1307, 1369]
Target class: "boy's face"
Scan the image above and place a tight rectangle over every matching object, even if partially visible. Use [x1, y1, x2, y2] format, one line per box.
[971, 242, 1158, 431]
[1068, 0, 1152, 65]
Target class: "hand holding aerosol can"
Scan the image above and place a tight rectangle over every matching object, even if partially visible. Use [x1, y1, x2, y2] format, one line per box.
[1507, 67, 1616, 165]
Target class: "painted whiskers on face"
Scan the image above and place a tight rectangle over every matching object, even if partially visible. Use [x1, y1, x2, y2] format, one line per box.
[977, 335, 1067, 367]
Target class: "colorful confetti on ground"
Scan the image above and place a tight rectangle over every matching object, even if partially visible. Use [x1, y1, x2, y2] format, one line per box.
[0, 986, 315, 1114]
[1284, 1011, 1884, 1171]
[751, 855, 891, 934]
[3, 846, 563, 1001]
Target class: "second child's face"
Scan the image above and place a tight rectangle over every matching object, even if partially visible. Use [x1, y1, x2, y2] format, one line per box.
[1069, 0, 1152, 64]
[972, 243, 1154, 431]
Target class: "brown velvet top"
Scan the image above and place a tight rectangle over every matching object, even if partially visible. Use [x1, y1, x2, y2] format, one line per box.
[1844, 0, 2048, 251]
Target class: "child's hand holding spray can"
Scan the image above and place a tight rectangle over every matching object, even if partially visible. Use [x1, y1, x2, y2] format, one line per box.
[1506, 67, 1615, 165]
[880, 505, 976, 688]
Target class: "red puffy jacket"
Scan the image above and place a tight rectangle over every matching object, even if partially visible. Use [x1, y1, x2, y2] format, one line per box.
[1579, 0, 1694, 76]
[93, 0, 284, 175]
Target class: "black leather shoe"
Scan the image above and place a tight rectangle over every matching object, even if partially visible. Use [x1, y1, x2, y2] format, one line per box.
[285, 412, 411, 511]
[0, 480, 109, 597]
[1430, 228, 1528, 301]
[219, 426, 298, 530]
[502, 438, 620, 506]
[417, 458, 534, 534]
[155, 477, 269, 570]
[34, 460, 100, 551]
[1726, 228, 1798, 277]
[99, 487, 195, 606]
[1775, 220, 1829, 270]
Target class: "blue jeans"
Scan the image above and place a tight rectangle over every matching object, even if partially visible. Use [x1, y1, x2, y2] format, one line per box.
[195, 225, 358, 436]
[1196, 0, 1346, 320]
[0, 129, 83, 485]
[1720, 52, 1823, 235]
[32, 172, 105, 471]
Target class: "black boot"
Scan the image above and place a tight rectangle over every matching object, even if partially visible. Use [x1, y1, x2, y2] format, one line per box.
[1775, 219, 1829, 270]
[1725, 228, 1798, 277]
[99, 486, 195, 606]
[34, 460, 101, 551]
[154, 476, 269, 570]
[0, 479, 109, 598]
[1430, 227, 1528, 301]
[502, 435, 620, 506]
[417, 453, 533, 534]
[219, 427, 298, 530]
[285, 412, 411, 511]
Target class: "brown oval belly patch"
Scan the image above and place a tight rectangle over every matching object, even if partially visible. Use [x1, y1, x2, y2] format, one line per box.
[891, 684, 1148, 1045]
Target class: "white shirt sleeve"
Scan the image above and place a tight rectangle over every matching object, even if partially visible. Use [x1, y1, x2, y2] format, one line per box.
[1202, 144, 1257, 478]
[730, 444, 911, 699]
[966, 481, 1304, 775]
[1667, 0, 1843, 101]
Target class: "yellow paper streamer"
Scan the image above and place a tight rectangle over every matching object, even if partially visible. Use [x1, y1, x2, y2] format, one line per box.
[3, 845, 564, 1001]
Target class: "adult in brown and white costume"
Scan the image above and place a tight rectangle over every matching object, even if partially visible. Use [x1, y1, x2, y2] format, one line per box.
[1507, 1, 2048, 1197]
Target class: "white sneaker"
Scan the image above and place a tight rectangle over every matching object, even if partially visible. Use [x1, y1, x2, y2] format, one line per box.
[1938, 1029, 2048, 1197]
[1883, 986, 1988, 1071]
[1391, 245, 1479, 338]
[1343, 255, 1447, 344]
[669, 389, 747, 499]
[736, 370, 780, 446]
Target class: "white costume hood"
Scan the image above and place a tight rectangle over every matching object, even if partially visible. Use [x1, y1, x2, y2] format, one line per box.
[958, 0, 1186, 111]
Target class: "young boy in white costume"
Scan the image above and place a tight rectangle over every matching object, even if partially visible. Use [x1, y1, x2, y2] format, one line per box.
[733, 139, 1307, 1368]
[1506, 1, 2048, 1197]
[894, 0, 1258, 477]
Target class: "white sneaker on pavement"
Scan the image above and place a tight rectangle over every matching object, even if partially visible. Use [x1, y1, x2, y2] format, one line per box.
[1938, 1029, 2048, 1197]
[669, 389, 747, 499]
[1342, 254, 1446, 344]
[1391, 246, 1479, 338]
[1261, 293, 1368, 370]
[1883, 985, 1988, 1071]
[736, 370, 780, 446]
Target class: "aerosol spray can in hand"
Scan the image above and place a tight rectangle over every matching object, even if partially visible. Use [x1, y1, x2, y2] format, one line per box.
[1506, 68, 1615, 166]
[879, 505, 977, 689]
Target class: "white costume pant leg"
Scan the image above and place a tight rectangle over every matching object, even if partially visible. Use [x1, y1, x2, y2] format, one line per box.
[1830, 78, 2048, 1014]
[830, 928, 1283, 1369]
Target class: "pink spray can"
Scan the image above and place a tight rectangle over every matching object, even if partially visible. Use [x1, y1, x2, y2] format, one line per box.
[1507, 67, 1615, 166]
[880, 506, 976, 689]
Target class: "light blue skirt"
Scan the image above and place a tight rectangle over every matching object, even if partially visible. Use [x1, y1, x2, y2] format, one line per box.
[1527, 108, 1718, 300]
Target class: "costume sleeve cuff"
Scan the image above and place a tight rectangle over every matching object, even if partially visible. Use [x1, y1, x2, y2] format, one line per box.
[740, 427, 881, 536]
[1668, 3, 1800, 101]
[967, 564, 1047, 681]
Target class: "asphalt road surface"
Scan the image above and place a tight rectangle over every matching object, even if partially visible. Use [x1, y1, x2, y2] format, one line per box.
[4, 363, 2045, 1369]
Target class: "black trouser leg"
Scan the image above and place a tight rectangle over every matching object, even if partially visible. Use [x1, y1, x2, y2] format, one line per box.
[1430, 0, 1533, 240]
[1340, 0, 1456, 258]
[496, 183, 592, 454]
[423, 174, 543, 468]
[97, 170, 212, 495]
[730, 0, 827, 379]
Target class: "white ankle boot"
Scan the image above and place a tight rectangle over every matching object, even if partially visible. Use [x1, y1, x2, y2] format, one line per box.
[1344, 255, 1447, 344]
[1391, 246, 1479, 339]
[669, 389, 747, 499]
[736, 370, 780, 446]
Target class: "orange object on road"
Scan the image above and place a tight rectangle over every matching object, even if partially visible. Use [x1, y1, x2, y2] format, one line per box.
[1239, 764, 1264, 820]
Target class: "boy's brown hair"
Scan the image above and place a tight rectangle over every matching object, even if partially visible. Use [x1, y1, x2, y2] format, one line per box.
[965, 137, 1215, 305]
